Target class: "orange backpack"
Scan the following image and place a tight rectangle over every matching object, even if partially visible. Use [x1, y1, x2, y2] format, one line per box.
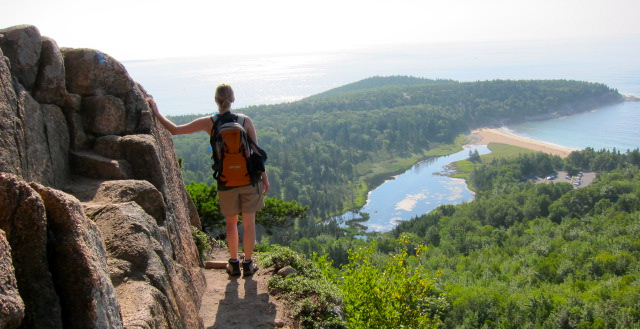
[210, 113, 264, 188]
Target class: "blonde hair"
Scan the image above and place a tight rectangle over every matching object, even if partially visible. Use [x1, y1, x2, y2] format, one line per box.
[215, 84, 235, 110]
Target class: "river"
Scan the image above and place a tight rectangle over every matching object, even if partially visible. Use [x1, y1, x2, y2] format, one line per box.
[336, 97, 639, 232]
[337, 145, 491, 232]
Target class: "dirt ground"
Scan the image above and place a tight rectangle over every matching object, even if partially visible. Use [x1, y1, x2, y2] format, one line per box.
[199, 248, 295, 329]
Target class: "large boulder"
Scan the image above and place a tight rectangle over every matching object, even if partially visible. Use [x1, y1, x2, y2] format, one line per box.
[0, 173, 63, 329]
[116, 281, 182, 329]
[63, 48, 132, 98]
[63, 49, 152, 134]
[20, 98, 70, 187]
[90, 202, 155, 285]
[120, 134, 166, 190]
[63, 102, 92, 150]
[0, 230, 24, 329]
[0, 67, 69, 188]
[0, 47, 21, 175]
[0, 25, 41, 91]
[82, 95, 126, 135]
[32, 36, 67, 106]
[93, 135, 122, 158]
[30, 183, 123, 329]
[90, 202, 203, 329]
[69, 150, 132, 180]
[92, 179, 166, 225]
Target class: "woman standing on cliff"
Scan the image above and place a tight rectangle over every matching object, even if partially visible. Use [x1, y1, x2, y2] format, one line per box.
[147, 84, 269, 277]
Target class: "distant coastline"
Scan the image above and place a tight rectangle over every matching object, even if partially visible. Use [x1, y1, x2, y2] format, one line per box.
[624, 94, 640, 102]
[469, 128, 575, 158]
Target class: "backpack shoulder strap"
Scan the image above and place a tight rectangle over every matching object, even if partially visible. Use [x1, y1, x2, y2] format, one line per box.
[210, 115, 218, 135]
[235, 113, 246, 127]
[212, 112, 247, 137]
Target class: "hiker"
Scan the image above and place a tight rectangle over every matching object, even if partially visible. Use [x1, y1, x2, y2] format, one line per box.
[147, 84, 269, 277]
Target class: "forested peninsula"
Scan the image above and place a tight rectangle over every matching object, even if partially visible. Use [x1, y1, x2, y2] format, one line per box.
[170, 77, 621, 218]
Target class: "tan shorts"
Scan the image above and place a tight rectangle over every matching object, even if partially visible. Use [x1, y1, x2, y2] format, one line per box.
[218, 182, 265, 217]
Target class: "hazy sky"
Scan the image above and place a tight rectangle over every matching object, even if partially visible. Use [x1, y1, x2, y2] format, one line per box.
[2, 0, 639, 61]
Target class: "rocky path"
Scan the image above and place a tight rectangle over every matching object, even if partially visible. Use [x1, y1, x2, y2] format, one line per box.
[199, 249, 293, 329]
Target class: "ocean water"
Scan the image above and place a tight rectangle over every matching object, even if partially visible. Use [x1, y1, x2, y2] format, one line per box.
[507, 101, 640, 152]
[124, 37, 640, 231]
[126, 37, 639, 151]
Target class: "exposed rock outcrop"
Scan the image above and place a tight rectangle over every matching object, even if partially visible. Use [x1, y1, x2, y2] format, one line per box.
[33, 37, 67, 106]
[0, 173, 62, 329]
[31, 182, 123, 329]
[0, 24, 205, 329]
[0, 230, 24, 329]
[0, 25, 41, 91]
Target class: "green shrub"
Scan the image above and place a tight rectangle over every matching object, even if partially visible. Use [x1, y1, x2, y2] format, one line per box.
[340, 235, 449, 329]
[192, 226, 213, 261]
[259, 246, 346, 329]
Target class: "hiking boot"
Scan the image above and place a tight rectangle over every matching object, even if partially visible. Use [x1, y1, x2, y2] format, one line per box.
[242, 258, 258, 276]
[226, 258, 241, 277]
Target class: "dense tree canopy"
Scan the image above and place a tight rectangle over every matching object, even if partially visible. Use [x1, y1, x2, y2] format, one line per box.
[387, 148, 640, 328]
[276, 148, 640, 328]
[251, 148, 640, 328]
[170, 77, 621, 219]
[174, 77, 636, 327]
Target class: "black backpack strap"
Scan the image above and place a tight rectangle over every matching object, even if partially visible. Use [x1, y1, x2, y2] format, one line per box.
[211, 112, 237, 135]
[210, 115, 218, 135]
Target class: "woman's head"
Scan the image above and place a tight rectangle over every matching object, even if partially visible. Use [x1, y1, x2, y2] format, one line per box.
[215, 84, 235, 111]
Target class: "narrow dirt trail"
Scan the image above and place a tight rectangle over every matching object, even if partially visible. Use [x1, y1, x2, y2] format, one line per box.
[199, 249, 293, 329]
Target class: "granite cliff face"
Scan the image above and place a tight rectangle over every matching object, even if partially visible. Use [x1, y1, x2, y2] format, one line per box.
[0, 24, 205, 329]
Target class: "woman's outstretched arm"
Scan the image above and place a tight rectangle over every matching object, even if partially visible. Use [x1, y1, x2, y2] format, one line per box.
[147, 98, 213, 135]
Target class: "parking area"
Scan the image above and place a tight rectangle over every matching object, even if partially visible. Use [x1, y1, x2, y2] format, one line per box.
[536, 171, 596, 188]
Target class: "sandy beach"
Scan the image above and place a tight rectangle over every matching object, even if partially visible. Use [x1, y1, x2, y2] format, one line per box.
[469, 128, 575, 158]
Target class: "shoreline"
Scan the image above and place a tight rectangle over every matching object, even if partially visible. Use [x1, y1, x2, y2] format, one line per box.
[468, 128, 576, 158]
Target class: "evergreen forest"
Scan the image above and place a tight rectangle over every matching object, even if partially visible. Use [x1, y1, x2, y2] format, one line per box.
[175, 77, 638, 328]
[170, 77, 621, 219]
[192, 146, 640, 328]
